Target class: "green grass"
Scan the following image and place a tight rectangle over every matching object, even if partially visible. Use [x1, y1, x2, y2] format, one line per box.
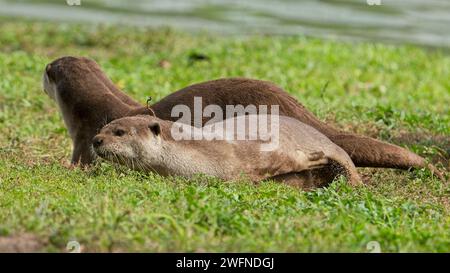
[0, 19, 449, 252]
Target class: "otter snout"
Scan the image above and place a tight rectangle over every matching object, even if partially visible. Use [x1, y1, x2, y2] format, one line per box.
[92, 135, 105, 149]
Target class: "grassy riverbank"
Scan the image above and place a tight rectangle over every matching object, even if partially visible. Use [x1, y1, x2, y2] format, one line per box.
[0, 19, 449, 252]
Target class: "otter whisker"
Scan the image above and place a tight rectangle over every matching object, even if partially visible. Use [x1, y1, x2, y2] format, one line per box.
[131, 157, 136, 171]
[134, 158, 143, 172]
[139, 160, 153, 173]
[89, 145, 97, 160]
[103, 114, 108, 128]
[113, 153, 121, 166]
[141, 160, 158, 174]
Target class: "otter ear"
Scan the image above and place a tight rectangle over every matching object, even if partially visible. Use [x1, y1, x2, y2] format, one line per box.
[148, 121, 161, 136]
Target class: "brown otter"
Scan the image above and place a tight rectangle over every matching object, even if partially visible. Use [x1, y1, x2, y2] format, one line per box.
[143, 78, 443, 179]
[42, 56, 151, 165]
[92, 114, 362, 188]
[43, 56, 442, 180]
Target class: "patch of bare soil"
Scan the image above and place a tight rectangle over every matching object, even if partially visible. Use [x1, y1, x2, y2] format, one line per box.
[0, 233, 45, 253]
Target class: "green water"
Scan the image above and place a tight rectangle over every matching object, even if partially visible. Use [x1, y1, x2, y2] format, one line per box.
[1, 0, 449, 48]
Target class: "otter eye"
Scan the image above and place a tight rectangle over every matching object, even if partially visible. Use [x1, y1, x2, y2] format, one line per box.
[114, 129, 126, 137]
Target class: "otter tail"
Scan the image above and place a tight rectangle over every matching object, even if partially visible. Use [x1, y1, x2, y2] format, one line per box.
[330, 134, 445, 181]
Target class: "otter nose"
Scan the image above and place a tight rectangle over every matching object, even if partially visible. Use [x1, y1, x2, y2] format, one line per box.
[92, 136, 104, 149]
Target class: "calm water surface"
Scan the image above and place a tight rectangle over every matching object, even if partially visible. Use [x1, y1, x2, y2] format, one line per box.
[0, 0, 449, 48]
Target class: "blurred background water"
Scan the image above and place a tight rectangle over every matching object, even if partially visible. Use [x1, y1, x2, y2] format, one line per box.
[1, 0, 449, 48]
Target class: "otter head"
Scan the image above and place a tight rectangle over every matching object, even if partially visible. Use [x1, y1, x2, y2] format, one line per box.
[92, 115, 162, 170]
[42, 56, 101, 101]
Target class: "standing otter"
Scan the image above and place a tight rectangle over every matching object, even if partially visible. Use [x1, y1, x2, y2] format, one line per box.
[42, 56, 151, 165]
[92, 115, 362, 188]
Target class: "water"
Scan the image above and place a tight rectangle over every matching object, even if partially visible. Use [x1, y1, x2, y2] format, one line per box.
[1, 0, 449, 48]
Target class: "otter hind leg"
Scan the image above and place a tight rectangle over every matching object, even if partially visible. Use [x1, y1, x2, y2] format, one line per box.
[270, 157, 359, 191]
[307, 151, 325, 161]
[296, 150, 329, 170]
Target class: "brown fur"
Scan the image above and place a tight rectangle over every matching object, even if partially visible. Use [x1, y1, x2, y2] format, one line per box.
[42, 56, 151, 165]
[44, 57, 443, 180]
[93, 115, 361, 189]
[142, 78, 443, 179]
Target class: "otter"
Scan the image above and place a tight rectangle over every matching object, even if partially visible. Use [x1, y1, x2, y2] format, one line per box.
[44, 56, 442, 180]
[42, 56, 151, 165]
[92, 115, 362, 189]
[147, 78, 439, 175]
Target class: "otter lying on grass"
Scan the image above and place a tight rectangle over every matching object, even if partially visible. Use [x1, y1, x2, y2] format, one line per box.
[92, 115, 362, 189]
[43, 56, 444, 180]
